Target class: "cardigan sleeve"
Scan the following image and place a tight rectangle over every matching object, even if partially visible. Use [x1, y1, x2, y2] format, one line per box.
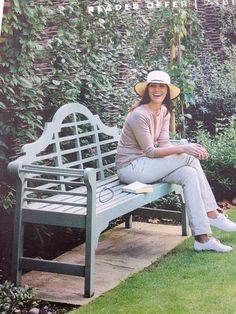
[127, 110, 157, 158]
[158, 112, 171, 147]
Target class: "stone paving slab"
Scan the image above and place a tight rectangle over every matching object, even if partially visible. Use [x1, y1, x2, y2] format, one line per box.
[22, 222, 188, 305]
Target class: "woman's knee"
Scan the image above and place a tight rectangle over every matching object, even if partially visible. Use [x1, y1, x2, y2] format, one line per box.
[188, 156, 201, 168]
[174, 153, 198, 167]
[181, 166, 198, 184]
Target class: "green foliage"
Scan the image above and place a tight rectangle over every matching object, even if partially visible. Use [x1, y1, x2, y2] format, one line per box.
[0, 281, 37, 314]
[219, 6, 236, 46]
[143, 1, 203, 137]
[0, 0, 48, 161]
[189, 47, 236, 132]
[151, 192, 183, 212]
[0, 1, 51, 217]
[35, 2, 133, 124]
[195, 120, 236, 199]
[187, 6, 236, 133]
[0, 184, 15, 213]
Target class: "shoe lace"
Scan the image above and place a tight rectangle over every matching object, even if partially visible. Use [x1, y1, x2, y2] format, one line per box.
[218, 213, 229, 220]
[209, 237, 220, 244]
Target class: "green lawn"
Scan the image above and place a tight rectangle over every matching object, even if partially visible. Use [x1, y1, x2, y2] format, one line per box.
[69, 207, 236, 314]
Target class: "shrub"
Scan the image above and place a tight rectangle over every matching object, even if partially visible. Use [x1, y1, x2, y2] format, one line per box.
[219, 6, 236, 47]
[151, 193, 183, 212]
[0, 281, 37, 314]
[195, 120, 236, 200]
[187, 47, 236, 134]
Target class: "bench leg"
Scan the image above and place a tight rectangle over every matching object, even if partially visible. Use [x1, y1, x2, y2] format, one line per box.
[84, 224, 97, 297]
[84, 205, 98, 299]
[11, 187, 24, 285]
[125, 214, 132, 228]
[181, 203, 190, 236]
[179, 191, 190, 236]
[173, 184, 189, 236]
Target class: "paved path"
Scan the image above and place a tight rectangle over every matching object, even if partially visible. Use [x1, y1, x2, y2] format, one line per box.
[22, 222, 188, 305]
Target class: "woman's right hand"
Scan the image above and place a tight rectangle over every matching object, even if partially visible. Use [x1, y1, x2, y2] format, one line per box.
[182, 143, 209, 160]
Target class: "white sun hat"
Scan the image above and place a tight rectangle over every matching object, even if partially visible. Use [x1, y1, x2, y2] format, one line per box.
[134, 70, 181, 100]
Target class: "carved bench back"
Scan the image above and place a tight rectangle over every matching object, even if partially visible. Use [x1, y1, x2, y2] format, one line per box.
[20, 103, 120, 181]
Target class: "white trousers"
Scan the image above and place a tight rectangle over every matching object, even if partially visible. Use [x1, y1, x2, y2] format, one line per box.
[117, 154, 217, 236]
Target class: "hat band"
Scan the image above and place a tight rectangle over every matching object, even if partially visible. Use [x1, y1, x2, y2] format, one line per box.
[148, 79, 168, 84]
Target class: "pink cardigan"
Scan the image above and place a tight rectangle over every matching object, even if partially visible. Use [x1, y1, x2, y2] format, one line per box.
[115, 105, 171, 169]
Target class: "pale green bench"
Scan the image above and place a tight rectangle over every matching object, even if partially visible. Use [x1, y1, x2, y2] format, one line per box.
[8, 102, 189, 297]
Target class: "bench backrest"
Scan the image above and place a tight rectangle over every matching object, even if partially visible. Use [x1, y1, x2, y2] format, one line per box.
[18, 103, 120, 181]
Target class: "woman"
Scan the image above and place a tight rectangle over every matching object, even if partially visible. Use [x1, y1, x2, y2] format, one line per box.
[115, 70, 236, 253]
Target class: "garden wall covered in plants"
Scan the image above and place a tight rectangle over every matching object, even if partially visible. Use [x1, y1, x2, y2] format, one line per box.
[0, 0, 235, 282]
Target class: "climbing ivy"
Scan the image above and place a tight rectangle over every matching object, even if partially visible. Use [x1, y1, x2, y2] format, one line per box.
[0, 0, 49, 161]
[219, 6, 236, 46]
[0, 0, 50, 213]
[38, 1, 152, 125]
[154, 1, 203, 136]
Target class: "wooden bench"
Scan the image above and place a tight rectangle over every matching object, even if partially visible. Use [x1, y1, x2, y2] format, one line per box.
[8, 102, 189, 297]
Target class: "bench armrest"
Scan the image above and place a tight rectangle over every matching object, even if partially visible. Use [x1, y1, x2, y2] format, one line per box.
[7, 159, 23, 178]
[8, 162, 97, 198]
[9, 164, 97, 216]
[170, 139, 188, 145]
[8, 163, 95, 182]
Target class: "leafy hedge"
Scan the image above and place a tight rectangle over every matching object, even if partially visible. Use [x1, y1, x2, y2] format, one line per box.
[195, 120, 236, 200]
[188, 47, 236, 133]
[0, 1, 48, 159]
[0, 281, 37, 314]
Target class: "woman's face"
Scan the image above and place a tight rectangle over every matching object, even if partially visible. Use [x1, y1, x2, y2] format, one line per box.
[148, 83, 168, 104]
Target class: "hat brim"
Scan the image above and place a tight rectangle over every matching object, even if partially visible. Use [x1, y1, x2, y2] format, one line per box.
[134, 82, 181, 100]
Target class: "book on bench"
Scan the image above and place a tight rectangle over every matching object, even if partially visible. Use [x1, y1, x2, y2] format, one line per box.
[122, 181, 153, 194]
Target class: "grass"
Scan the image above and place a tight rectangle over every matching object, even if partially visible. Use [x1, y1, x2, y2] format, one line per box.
[69, 207, 236, 314]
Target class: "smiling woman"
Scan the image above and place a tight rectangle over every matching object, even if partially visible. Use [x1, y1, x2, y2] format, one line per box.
[115, 70, 236, 253]
[148, 83, 168, 105]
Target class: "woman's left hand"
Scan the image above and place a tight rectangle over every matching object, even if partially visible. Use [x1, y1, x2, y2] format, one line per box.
[197, 145, 209, 160]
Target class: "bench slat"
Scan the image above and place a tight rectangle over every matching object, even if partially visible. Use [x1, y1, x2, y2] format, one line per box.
[19, 257, 85, 276]
[60, 119, 92, 128]
[22, 165, 85, 176]
[134, 207, 182, 220]
[25, 188, 87, 197]
[26, 177, 84, 187]
[23, 195, 87, 213]
[23, 197, 87, 207]
[22, 209, 87, 227]
[34, 152, 59, 162]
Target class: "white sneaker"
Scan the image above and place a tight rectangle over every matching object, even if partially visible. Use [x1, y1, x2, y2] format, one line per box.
[209, 213, 236, 232]
[194, 237, 232, 253]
